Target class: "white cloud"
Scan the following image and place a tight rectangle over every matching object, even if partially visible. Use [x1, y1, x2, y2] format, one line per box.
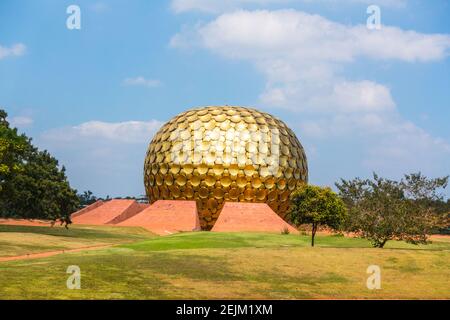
[0, 43, 26, 60]
[171, 0, 407, 14]
[9, 116, 33, 128]
[185, 10, 450, 62]
[42, 120, 163, 144]
[39, 120, 163, 197]
[171, 9, 450, 180]
[122, 76, 162, 88]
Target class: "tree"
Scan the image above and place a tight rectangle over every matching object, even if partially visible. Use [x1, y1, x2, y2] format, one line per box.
[0, 110, 29, 191]
[336, 173, 448, 248]
[288, 184, 347, 247]
[78, 190, 97, 206]
[0, 109, 79, 226]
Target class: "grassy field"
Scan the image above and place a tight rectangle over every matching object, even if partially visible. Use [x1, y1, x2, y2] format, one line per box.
[0, 224, 155, 257]
[0, 225, 449, 299]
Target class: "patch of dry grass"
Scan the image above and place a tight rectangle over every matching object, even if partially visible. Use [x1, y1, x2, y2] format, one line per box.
[0, 231, 448, 299]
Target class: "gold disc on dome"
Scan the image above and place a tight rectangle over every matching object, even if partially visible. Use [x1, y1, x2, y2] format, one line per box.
[182, 164, 194, 175]
[169, 185, 180, 198]
[205, 175, 216, 187]
[280, 134, 290, 144]
[197, 163, 208, 175]
[210, 109, 222, 116]
[220, 176, 232, 187]
[256, 117, 266, 125]
[265, 177, 275, 189]
[184, 186, 194, 198]
[244, 165, 255, 176]
[148, 175, 155, 186]
[213, 188, 224, 199]
[284, 167, 293, 179]
[180, 130, 191, 140]
[230, 115, 241, 123]
[170, 164, 181, 175]
[228, 164, 239, 176]
[176, 174, 187, 186]
[280, 190, 290, 202]
[220, 121, 231, 131]
[207, 198, 217, 209]
[214, 114, 227, 122]
[212, 164, 224, 175]
[268, 190, 278, 202]
[255, 189, 267, 201]
[155, 174, 163, 186]
[204, 120, 216, 131]
[161, 186, 169, 198]
[196, 109, 209, 116]
[229, 188, 239, 200]
[164, 174, 174, 186]
[244, 116, 256, 124]
[288, 178, 297, 190]
[187, 114, 198, 123]
[244, 189, 254, 201]
[160, 163, 169, 174]
[246, 142, 257, 153]
[190, 175, 201, 187]
[199, 187, 209, 198]
[251, 177, 262, 188]
[153, 187, 160, 198]
[236, 176, 247, 188]
[259, 166, 270, 177]
[277, 179, 287, 190]
[199, 113, 212, 122]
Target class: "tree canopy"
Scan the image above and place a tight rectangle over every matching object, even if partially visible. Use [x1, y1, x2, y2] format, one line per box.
[336, 173, 448, 248]
[288, 184, 347, 246]
[0, 109, 79, 225]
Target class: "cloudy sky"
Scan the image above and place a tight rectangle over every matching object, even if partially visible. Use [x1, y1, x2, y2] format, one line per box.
[1, 0, 449, 197]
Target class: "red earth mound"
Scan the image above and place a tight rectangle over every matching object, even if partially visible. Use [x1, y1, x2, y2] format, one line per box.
[211, 202, 297, 233]
[117, 200, 200, 235]
[70, 200, 104, 219]
[71, 199, 144, 225]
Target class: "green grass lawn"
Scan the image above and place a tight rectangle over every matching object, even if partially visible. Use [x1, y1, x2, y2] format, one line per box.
[0, 224, 155, 257]
[0, 226, 449, 299]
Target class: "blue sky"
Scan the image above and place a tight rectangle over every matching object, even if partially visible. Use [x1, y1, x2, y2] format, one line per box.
[1, 0, 449, 197]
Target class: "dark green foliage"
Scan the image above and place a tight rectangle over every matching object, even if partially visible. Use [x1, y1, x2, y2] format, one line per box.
[0, 110, 30, 189]
[78, 190, 97, 206]
[0, 109, 79, 225]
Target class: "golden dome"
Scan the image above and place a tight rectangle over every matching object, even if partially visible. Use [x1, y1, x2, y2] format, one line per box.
[144, 106, 308, 230]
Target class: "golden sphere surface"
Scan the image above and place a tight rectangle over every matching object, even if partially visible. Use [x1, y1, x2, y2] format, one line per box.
[144, 106, 308, 230]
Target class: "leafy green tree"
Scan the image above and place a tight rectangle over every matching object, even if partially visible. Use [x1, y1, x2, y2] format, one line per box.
[0, 109, 79, 226]
[0, 110, 29, 191]
[288, 184, 347, 247]
[78, 190, 97, 206]
[336, 173, 448, 248]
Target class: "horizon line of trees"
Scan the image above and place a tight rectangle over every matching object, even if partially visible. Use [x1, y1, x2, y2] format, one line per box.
[288, 173, 450, 247]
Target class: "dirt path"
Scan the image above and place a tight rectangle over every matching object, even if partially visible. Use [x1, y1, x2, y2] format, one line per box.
[0, 244, 114, 262]
[0, 218, 54, 227]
